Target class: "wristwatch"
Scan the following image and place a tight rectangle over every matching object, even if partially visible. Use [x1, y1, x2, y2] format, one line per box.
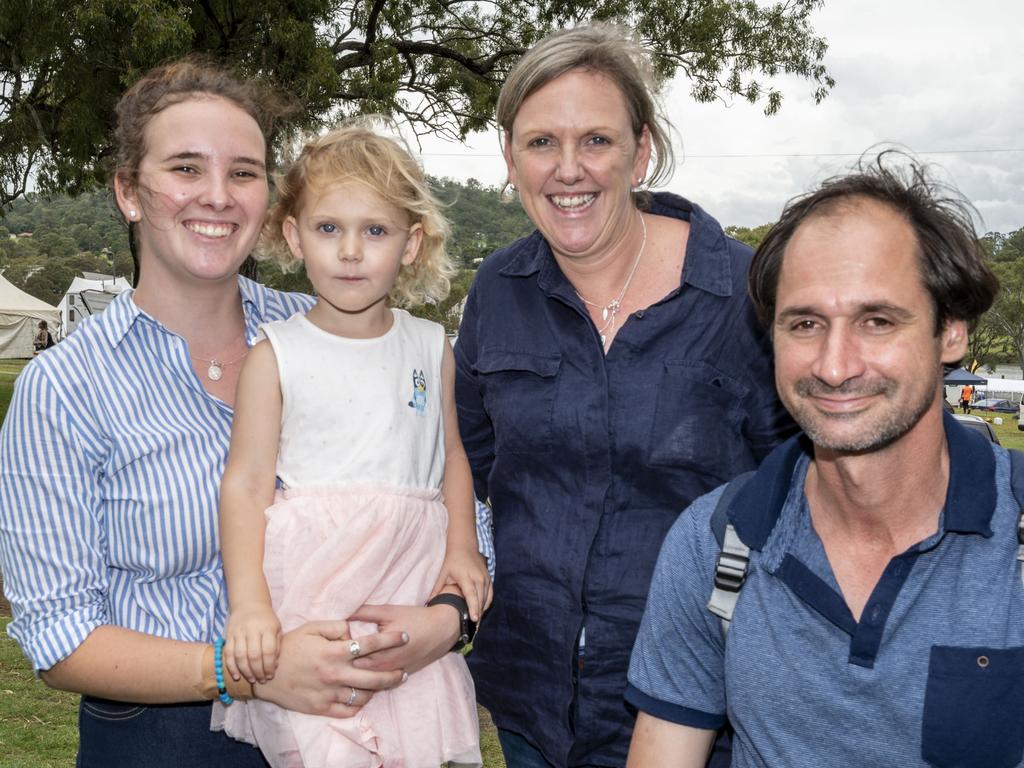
[426, 593, 477, 652]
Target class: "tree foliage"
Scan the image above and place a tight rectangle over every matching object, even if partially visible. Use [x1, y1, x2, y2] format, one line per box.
[0, 191, 130, 304]
[725, 222, 774, 250]
[968, 227, 1024, 372]
[966, 311, 1006, 373]
[0, 178, 532, 321]
[985, 258, 1024, 378]
[981, 228, 1024, 263]
[433, 176, 533, 268]
[2, 0, 833, 205]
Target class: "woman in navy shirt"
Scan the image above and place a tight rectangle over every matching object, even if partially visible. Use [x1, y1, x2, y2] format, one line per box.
[455, 24, 794, 768]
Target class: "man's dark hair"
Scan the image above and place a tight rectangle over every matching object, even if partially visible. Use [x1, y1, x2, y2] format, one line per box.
[748, 150, 999, 333]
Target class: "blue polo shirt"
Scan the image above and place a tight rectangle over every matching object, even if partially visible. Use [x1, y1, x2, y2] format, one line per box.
[627, 413, 1024, 767]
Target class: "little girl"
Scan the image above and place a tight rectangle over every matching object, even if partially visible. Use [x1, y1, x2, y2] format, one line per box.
[213, 122, 489, 768]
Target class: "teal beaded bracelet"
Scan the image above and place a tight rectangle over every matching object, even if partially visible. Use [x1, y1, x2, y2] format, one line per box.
[213, 638, 233, 706]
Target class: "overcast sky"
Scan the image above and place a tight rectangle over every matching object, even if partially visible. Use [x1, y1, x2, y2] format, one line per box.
[415, 0, 1024, 235]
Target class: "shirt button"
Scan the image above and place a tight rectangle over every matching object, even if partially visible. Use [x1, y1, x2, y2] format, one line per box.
[870, 605, 881, 622]
[634, 310, 645, 319]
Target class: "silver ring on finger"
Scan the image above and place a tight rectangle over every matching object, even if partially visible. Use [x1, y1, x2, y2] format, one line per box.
[348, 639, 361, 658]
[345, 687, 358, 706]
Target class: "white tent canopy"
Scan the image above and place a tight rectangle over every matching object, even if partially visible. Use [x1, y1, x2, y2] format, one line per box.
[945, 377, 1024, 405]
[976, 378, 1024, 396]
[58, 273, 131, 336]
[0, 272, 61, 358]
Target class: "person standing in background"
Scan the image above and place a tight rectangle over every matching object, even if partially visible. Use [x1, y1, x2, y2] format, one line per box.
[960, 383, 974, 412]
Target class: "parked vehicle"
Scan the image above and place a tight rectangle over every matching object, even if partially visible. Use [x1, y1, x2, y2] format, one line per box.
[971, 398, 1018, 414]
[953, 414, 1000, 444]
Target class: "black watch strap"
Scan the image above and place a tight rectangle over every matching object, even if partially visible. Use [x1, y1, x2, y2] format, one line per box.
[426, 593, 477, 652]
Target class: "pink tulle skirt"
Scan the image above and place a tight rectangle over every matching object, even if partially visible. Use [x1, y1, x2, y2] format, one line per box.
[213, 485, 481, 768]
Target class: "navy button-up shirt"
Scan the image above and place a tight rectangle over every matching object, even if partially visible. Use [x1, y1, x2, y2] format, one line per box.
[455, 193, 794, 765]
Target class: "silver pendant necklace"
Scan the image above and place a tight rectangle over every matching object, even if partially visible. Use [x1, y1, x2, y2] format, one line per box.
[575, 213, 648, 351]
[189, 332, 249, 381]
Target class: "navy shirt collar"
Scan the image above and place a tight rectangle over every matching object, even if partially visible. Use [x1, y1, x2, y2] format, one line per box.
[731, 409, 998, 550]
[497, 192, 734, 298]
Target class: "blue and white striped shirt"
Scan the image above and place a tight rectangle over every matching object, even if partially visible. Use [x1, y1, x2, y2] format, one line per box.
[1, 276, 495, 672]
[0, 277, 312, 671]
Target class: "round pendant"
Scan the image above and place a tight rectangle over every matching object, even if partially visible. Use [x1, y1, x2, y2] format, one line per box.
[207, 363, 223, 381]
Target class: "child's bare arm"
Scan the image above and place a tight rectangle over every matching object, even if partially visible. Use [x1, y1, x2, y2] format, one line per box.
[219, 341, 283, 683]
[432, 340, 492, 621]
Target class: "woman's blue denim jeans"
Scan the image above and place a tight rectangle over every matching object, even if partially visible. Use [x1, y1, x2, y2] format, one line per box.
[77, 696, 268, 767]
[498, 729, 561, 768]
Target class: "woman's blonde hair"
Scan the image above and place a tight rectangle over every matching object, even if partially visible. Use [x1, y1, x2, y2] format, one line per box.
[261, 119, 453, 308]
[497, 23, 674, 192]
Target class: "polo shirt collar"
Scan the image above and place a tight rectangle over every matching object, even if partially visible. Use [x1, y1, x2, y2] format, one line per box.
[942, 409, 997, 535]
[730, 408, 999, 550]
[496, 192, 734, 298]
[99, 275, 270, 349]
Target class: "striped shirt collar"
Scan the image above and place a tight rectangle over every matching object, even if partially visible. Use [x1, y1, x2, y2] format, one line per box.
[98, 275, 274, 349]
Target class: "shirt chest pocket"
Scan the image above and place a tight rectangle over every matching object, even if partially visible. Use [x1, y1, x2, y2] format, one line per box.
[476, 349, 561, 454]
[922, 645, 1024, 768]
[646, 361, 748, 481]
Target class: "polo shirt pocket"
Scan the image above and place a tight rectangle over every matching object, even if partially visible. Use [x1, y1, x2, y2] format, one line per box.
[647, 361, 747, 479]
[476, 349, 561, 454]
[921, 645, 1024, 767]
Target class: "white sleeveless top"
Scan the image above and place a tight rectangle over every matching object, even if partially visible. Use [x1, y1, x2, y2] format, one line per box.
[261, 309, 446, 490]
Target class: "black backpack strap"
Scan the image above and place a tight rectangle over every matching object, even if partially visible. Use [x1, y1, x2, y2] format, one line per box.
[1008, 450, 1024, 583]
[707, 471, 755, 637]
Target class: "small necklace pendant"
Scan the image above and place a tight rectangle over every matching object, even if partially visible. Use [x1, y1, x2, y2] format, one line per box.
[599, 333, 607, 348]
[207, 361, 223, 381]
[602, 306, 610, 323]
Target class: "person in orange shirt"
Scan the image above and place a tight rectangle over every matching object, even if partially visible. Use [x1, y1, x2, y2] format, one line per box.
[960, 384, 974, 413]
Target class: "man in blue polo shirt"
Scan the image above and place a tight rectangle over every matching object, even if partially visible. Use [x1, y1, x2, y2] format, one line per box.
[624, 155, 1024, 768]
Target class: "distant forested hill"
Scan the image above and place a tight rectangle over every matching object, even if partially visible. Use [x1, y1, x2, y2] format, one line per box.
[0, 192, 133, 306]
[0, 177, 534, 318]
[5, 185, 1021, 343]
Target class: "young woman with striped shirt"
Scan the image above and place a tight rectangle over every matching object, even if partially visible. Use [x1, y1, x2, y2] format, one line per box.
[0, 59, 467, 767]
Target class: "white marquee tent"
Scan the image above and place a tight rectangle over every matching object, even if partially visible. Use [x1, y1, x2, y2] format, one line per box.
[58, 273, 131, 336]
[0, 272, 61, 358]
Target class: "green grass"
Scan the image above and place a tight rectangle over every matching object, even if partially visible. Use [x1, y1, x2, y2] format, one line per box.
[0, 619, 79, 768]
[968, 410, 1024, 451]
[0, 616, 504, 767]
[0, 360, 28, 416]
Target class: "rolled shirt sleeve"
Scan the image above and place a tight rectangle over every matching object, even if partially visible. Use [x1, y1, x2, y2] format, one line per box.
[0, 362, 108, 672]
[474, 498, 495, 580]
[626, 487, 730, 729]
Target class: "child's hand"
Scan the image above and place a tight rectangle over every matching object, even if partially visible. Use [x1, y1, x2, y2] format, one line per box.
[431, 546, 492, 622]
[224, 605, 282, 684]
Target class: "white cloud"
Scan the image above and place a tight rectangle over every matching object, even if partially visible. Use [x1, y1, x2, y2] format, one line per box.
[417, 0, 1024, 233]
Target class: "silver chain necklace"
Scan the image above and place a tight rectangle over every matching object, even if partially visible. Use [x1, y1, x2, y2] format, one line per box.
[575, 213, 648, 351]
[189, 332, 248, 382]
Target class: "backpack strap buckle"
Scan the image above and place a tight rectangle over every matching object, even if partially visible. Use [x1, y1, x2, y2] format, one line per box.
[708, 523, 750, 629]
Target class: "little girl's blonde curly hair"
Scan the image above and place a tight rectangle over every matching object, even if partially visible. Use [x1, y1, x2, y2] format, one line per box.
[260, 119, 453, 308]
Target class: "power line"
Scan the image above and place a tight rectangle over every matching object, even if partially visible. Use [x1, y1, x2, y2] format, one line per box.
[418, 147, 1024, 160]
[681, 148, 1024, 160]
